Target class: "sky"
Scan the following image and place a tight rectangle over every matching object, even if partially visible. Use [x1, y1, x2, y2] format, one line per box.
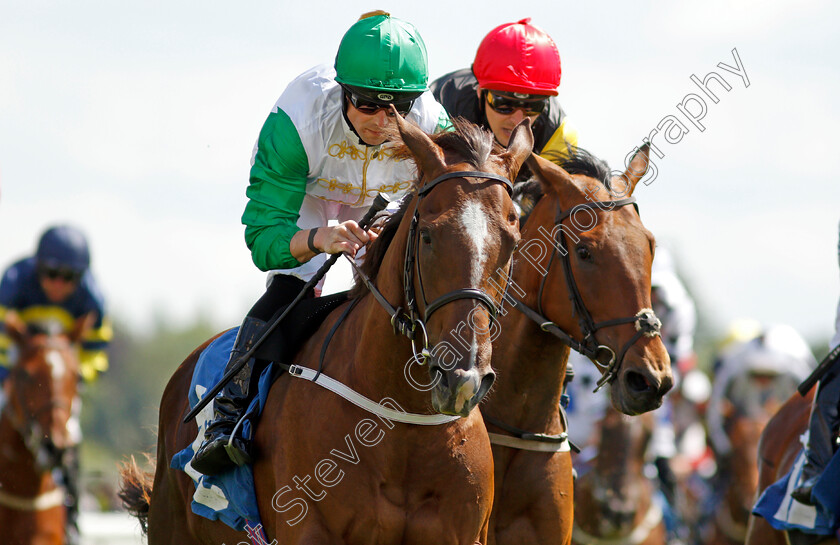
[1, 0, 838, 346]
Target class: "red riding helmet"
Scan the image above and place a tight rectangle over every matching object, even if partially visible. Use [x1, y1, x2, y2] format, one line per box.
[472, 18, 561, 96]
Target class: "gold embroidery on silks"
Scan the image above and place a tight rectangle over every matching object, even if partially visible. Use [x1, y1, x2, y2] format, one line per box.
[314, 140, 411, 204]
[327, 141, 401, 162]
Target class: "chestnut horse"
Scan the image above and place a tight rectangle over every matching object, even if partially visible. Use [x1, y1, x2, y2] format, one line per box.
[572, 408, 665, 545]
[745, 388, 839, 545]
[0, 318, 86, 545]
[121, 117, 534, 544]
[482, 147, 672, 544]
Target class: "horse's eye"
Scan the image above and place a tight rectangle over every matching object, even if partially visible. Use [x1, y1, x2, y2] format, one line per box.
[420, 229, 432, 245]
[576, 246, 592, 261]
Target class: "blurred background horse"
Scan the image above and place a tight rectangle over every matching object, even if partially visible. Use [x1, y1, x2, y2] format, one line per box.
[0, 318, 86, 545]
[572, 407, 667, 545]
[701, 324, 814, 545]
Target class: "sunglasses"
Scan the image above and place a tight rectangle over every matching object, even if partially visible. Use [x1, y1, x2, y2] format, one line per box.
[484, 90, 549, 117]
[39, 267, 81, 283]
[345, 90, 415, 117]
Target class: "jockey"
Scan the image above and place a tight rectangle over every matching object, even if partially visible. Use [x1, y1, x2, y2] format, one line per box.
[0, 224, 111, 545]
[190, 11, 451, 476]
[430, 18, 579, 178]
[792, 222, 840, 505]
[707, 323, 815, 460]
[0, 225, 111, 382]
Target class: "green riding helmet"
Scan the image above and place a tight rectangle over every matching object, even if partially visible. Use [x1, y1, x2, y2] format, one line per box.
[335, 12, 428, 102]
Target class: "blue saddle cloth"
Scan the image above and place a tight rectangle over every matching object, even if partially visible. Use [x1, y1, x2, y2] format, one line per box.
[753, 439, 840, 536]
[170, 328, 273, 532]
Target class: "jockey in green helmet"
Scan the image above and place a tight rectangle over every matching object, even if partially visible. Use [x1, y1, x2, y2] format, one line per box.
[190, 11, 450, 476]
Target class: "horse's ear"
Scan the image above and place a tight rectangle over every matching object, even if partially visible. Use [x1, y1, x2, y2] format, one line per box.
[525, 152, 575, 193]
[69, 312, 96, 344]
[391, 106, 446, 182]
[502, 118, 534, 180]
[610, 143, 651, 197]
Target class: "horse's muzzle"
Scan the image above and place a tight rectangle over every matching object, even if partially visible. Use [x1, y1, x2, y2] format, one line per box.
[430, 366, 495, 417]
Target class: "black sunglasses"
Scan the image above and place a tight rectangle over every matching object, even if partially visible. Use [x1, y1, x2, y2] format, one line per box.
[39, 266, 80, 282]
[345, 90, 415, 117]
[484, 90, 549, 117]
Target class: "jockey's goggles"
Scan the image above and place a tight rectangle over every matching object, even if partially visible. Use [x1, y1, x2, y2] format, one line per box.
[38, 266, 81, 283]
[484, 90, 549, 117]
[343, 87, 416, 117]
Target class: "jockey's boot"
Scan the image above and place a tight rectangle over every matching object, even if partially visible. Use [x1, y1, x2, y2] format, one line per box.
[191, 316, 267, 476]
[791, 375, 840, 505]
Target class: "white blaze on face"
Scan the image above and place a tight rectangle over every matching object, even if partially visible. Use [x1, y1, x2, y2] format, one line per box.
[459, 201, 490, 285]
[46, 349, 66, 381]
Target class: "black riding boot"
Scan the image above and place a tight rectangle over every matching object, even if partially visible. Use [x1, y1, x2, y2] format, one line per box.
[191, 316, 267, 475]
[791, 374, 840, 505]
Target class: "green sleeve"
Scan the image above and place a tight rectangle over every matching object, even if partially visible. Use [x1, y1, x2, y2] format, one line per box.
[436, 107, 453, 132]
[242, 108, 311, 271]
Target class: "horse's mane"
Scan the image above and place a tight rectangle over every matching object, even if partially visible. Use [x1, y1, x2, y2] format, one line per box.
[515, 146, 611, 222]
[349, 118, 501, 298]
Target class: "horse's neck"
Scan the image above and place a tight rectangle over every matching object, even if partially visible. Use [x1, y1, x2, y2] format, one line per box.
[595, 419, 646, 480]
[487, 303, 570, 430]
[0, 415, 55, 495]
[324, 279, 435, 415]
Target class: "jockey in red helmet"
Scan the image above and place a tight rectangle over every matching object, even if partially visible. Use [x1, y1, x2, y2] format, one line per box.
[431, 18, 579, 179]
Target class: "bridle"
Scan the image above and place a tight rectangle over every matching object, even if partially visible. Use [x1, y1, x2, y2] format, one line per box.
[351, 169, 514, 365]
[513, 195, 662, 391]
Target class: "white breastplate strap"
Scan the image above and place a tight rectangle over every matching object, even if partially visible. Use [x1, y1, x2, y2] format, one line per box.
[487, 432, 571, 452]
[0, 487, 64, 511]
[571, 499, 663, 545]
[287, 365, 461, 425]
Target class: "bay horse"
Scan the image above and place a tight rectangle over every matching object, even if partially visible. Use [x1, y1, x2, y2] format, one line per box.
[572, 408, 666, 545]
[745, 388, 839, 545]
[701, 369, 799, 545]
[0, 317, 88, 545]
[121, 116, 534, 544]
[481, 147, 672, 544]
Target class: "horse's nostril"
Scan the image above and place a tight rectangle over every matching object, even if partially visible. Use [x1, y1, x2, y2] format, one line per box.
[625, 370, 654, 394]
[431, 366, 448, 388]
[478, 372, 496, 400]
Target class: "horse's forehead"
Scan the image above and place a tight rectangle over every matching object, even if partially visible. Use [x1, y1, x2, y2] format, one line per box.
[45, 348, 67, 380]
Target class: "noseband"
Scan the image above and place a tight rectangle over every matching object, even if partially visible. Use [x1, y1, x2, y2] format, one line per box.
[518, 196, 662, 390]
[351, 170, 514, 364]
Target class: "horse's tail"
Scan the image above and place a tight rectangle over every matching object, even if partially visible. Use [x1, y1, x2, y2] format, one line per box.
[118, 454, 154, 535]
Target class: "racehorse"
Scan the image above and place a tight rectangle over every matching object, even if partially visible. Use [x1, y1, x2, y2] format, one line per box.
[481, 147, 673, 544]
[0, 317, 87, 545]
[120, 116, 534, 544]
[701, 370, 797, 545]
[572, 408, 666, 545]
[745, 388, 839, 545]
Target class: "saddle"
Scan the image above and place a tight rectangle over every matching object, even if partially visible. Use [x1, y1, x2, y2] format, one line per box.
[254, 290, 350, 366]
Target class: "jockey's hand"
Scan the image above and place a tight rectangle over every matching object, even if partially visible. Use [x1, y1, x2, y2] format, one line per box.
[292, 221, 379, 262]
[3, 311, 26, 339]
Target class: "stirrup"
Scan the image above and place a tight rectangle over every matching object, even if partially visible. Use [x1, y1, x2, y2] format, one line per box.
[224, 413, 253, 467]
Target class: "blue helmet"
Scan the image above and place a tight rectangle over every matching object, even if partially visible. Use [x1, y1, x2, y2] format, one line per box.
[36, 225, 91, 273]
